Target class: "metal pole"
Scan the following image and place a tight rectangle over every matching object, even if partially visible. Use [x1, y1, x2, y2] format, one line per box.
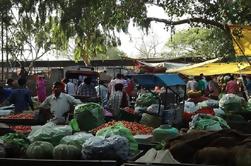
[5, 20, 8, 78]
[1, 12, 4, 82]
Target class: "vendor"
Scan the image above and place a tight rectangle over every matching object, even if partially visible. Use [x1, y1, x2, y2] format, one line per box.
[2, 78, 34, 113]
[39, 82, 82, 124]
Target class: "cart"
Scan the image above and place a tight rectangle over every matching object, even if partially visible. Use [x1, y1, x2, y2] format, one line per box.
[129, 74, 186, 126]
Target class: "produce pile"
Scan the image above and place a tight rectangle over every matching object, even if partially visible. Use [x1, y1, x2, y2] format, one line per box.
[91, 120, 153, 135]
[9, 126, 32, 134]
[1, 113, 34, 119]
[0, 122, 138, 161]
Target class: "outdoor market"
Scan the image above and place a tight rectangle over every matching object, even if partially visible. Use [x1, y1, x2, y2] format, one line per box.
[0, 1, 251, 166]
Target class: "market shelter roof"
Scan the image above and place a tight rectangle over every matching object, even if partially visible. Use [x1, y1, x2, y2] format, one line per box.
[167, 62, 250, 76]
[130, 74, 185, 89]
[166, 58, 220, 73]
[234, 65, 251, 75]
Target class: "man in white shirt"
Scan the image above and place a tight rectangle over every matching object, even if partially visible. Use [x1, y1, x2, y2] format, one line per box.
[95, 80, 108, 107]
[39, 82, 82, 124]
[65, 79, 76, 95]
[108, 74, 127, 95]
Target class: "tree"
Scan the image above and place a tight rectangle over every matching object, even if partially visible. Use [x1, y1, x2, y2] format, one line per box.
[164, 27, 234, 60]
[135, 32, 162, 58]
[1, 0, 251, 62]
[92, 47, 126, 60]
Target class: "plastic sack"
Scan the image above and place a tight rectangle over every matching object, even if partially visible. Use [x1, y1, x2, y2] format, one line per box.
[153, 125, 179, 142]
[140, 113, 162, 128]
[82, 135, 129, 160]
[60, 132, 94, 149]
[96, 123, 138, 155]
[219, 94, 245, 112]
[146, 104, 164, 115]
[184, 101, 196, 113]
[28, 122, 72, 146]
[70, 103, 105, 131]
[135, 93, 158, 108]
[189, 114, 230, 131]
[213, 108, 225, 117]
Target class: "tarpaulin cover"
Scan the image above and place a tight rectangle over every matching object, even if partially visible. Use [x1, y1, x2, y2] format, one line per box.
[169, 62, 250, 76]
[229, 25, 251, 56]
[132, 74, 185, 88]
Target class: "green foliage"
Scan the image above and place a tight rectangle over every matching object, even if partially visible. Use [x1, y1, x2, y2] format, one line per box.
[1, 0, 251, 62]
[93, 47, 125, 60]
[165, 27, 234, 59]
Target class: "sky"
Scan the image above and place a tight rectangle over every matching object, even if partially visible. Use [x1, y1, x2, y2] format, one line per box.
[117, 5, 187, 58]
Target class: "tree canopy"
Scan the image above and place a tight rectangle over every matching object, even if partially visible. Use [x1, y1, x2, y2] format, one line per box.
[164, 27, 234, 60]
[0, 0, 250, 62]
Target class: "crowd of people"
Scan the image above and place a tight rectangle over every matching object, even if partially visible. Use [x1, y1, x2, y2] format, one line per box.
[2, 67, 251, 125]
[0, 70, 137, 124]
[186, 73, 251, 101]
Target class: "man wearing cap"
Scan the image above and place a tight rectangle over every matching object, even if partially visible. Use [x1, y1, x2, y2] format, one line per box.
[39, 82, 82, 124]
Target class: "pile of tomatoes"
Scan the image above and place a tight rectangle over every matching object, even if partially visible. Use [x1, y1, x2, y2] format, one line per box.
[10, 125, 32, 133]
[2, 113, 34, 119]
[91, 120, 153, 135]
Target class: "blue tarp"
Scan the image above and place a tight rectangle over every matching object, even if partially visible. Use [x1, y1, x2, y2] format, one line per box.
[131, 74, 185, 88]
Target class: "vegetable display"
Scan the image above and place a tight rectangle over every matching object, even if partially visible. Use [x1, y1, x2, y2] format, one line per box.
[28, 122, 72, 146]
[91, 120, 153, 135]
[53, 144, 81, 160]
[26, 141, 54, 159]
[10, 126, 32, 134]
[82, 135, 129, 160]
[96, 123, 138, 155]
[60, 132, 93, 149]
[70, 103, 104, 131]
[219, 94, 245, 112]
[1, 113, 34, 119]
[135, 93, 158, 108]
[0, 133, 30, 158]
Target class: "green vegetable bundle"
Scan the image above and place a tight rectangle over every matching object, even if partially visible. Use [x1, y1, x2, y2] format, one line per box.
[135, 93, 158, 108]
[70, 103, 105, 131]
[0, 133, 30, 157]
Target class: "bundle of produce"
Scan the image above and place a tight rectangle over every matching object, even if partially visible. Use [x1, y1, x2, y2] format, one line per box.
[26, 141, 54, 159]
[153, 125, 179, 142]
[219, 94, 245, 112]
[146, 104, 164, 115]
[140, 113, 162, 128]
[53, 144, 81, 160]
[1, 113, 34, 119]
[91, 120, 153, 135]
[189, 114, 229, 131]
[0, 132, 30, 158]
[183, 107, 215, 124]
[135, 93, 158, 108]
[96, 123, 138, 154]
[82, 135, 129, 160]
[10, 125, 32, 134]
[244, 98, 251, 112]
[60, 132, 94, 149]
[28, 122, 72, 146]
[195, 100, 219, 111]
[70, 103, 105, 131]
